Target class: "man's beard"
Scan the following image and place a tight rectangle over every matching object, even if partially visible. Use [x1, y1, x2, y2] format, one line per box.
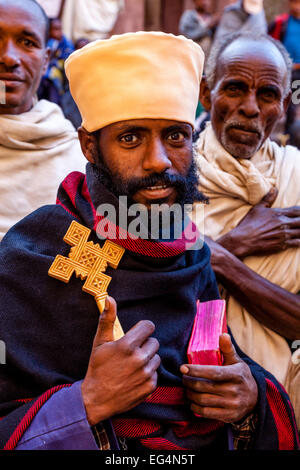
[92, 151, 207, 208]
[221, 120, 265, 159]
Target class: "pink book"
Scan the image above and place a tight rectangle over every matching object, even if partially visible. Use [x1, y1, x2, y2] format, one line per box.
[187, 300, 227, 366]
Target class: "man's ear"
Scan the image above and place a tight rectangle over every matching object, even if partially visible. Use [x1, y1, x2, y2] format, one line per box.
[78, 127, 98, 164]
[283, 90, 292, 115]
[42, 47, 51, 75]
[200, 76, 212, 112]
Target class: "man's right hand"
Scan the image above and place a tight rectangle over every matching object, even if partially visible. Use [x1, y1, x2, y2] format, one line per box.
[81, 297, 161, 426]
[217, 188, 300, 258]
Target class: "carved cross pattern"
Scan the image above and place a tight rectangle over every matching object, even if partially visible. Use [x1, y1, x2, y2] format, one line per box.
[48, 221, 125, 339]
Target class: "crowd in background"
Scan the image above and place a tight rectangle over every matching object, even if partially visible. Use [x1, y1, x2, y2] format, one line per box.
[35, 0, 300, 148]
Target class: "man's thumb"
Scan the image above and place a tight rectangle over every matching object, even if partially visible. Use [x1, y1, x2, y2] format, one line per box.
[219, 333, 240, 366]
[259, 187, 278, 208]
[93, 296, 117, 347]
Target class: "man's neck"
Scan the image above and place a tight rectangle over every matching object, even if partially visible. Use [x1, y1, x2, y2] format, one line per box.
[0, 100, 34, 116]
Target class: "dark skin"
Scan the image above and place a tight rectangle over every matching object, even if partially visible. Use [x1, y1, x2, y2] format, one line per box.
[193, 0, 220, 29]
[200, 39, 300, 340]
[0, 0, 50, 115]
[49, 18, 63, 42]
[201, 39, 292, 159]
[78, 119, 258, 425]
[78, 119, 194, 209]
[194, 0, 211, 14]
[289, 0, 300, 19]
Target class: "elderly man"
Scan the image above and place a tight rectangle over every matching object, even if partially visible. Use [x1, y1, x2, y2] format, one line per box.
[0, 0, 85, 240]
[0, 32, 298, 451]
[194, 31, 300, 429]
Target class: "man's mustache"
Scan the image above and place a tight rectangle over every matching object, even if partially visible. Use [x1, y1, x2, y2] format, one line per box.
[125, 172, 186, 195]
[225, 120, 263, 137]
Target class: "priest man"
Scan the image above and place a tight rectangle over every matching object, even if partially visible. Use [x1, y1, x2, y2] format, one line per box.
[0, 32, 298, 451]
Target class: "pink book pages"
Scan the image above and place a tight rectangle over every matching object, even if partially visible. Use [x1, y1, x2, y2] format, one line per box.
[187, 300, 227, 366]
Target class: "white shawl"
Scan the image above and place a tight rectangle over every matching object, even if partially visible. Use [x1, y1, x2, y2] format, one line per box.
[194, 123, 300, 425]
[0, 99, 86, 240]
[62, 0, 124, 42]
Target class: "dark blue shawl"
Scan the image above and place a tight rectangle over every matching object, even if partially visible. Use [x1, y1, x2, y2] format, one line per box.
[0, 164, 298, 450]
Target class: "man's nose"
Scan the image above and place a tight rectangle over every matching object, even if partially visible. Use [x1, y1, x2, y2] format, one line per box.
[0, 40, 21, 69]
[239, 91, 260, 118]
[142, 137, 172, 173]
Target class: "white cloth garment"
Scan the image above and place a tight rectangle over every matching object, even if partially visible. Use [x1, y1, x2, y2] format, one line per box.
[36, 0, 62, 18]
[62, 0, 124, 42]
[0, 99, 86, 240]
[194, 122, 300, 427]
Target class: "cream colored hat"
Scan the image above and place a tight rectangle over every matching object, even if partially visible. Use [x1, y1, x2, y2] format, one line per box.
[65, 31, 204, 132]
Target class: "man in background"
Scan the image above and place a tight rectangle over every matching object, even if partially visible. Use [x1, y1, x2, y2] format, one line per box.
[0, 0, 85, 240]
[38, 17, 74, 106]
[195, 31, 300, 429]
[179, 0, 219, 60]
[214, 0, 267, 42]
[269, 0, 300, 145]
[0, 31, 298, 451]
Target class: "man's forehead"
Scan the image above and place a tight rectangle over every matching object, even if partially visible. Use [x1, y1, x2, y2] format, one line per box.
[0, 0, 46, 38]
[216, 39, 287, 83]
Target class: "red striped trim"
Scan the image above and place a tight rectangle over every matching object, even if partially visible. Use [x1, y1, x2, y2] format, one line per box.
[172, 419, 223, 438]
[0, 398, 34, 421]
[276, 382, 299, 444]
[269, 13, 289, 40]
[266, 378, 296, 450]
[145, 386, 185, 405]
[81, 176, 201, 258]
[61, 172, 84, 207]
[56, 198, 80, 220]
[95, 215, 197, 258]
[287, 400, 300, 448]
[3, 384, 72, 450]
[112, 417, 224, 440]
[112, 418, 161, 438]
[13, 398, 34, 405]
[140, 437, 188, 450]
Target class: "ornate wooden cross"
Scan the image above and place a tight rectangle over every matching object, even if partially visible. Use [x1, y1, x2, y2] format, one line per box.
[48, 220, 125, 340]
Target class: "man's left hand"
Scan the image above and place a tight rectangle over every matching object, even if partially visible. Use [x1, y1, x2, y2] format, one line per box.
[180, 333, 258, 423]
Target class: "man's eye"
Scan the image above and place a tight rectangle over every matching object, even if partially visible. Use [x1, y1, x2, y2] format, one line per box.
[20, 38, 35, 47]
[167, 131, 185, 143]
[120, 134, 138, 144]
[260, 90, 277, 101]
[226, 85, 240, 94]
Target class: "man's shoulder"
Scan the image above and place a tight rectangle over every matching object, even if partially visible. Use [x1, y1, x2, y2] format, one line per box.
[36, 99, 75, 122]
[180, 9, 197, 21]
[186, 238, 213, 270]
[0, 204, 76, 257]
[222, 1, 244, 14]
[276, 142, 300, 171]
[26, 99, 78, 136]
